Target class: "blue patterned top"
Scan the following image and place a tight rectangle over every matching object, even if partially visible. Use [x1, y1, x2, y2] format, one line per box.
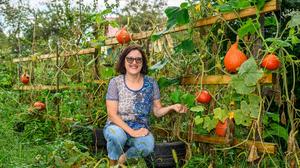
[105, 75, 160, 129]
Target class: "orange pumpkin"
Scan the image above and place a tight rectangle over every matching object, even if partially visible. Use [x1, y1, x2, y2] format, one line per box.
[34, 101, 46, 111]
[224, 42, 248, 73]
[196, 90, 212, 104]
[115, 27, 131, 44]
[215, 120, 228, 137]
[20, 73, 30, 85]
[261, 54, 280, 70]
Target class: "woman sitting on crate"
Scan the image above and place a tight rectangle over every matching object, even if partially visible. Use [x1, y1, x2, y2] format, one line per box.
[104, 45, 188, 167]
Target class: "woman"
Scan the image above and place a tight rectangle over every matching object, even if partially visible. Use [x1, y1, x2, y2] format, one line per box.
[104, 45, 188, 167]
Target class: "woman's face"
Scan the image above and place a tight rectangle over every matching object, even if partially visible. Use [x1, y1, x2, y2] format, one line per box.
[124, 50, 143, 76]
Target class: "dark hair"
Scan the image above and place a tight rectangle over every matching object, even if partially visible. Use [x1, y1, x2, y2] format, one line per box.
[116, 45, 148, 75]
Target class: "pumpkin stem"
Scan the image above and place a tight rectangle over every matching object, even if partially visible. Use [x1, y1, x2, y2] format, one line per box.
[236, 35, 239, 43]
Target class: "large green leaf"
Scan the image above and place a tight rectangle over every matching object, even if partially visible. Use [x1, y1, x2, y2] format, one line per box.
[190, 105, 205, 113]
[248, 94, 260, 118]
[234, 109, 252, 126]
[230, 75, 256, 94]
[170, 89, 182, 103]
[238, 19, 260, 39]
[213, 108, 228, 122]
[265, 38, 292, 49]
[203, 116, 218, 132]
[194, 116, 204, 125]
[165, 6, 190, 29]
[238, 57, 263, 87]
[174, 39, 195, 54]
[264, 123, 288, 141]
[181, 93, 196, 108]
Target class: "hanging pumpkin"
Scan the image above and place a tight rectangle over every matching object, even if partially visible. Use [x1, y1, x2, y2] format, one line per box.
[261, 54, 280, 70]
[20, 73, 30, 85]
[115, 27, 131, 44]
[215, 120, 228, 137]
[224, 41, 248, 73]
[195, 90, 212, 104]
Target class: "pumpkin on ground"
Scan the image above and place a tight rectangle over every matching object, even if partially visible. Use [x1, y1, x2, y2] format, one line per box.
[34, 101, 46, 111]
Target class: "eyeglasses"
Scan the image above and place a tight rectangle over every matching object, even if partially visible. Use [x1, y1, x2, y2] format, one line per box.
[125, 57, 143, 64]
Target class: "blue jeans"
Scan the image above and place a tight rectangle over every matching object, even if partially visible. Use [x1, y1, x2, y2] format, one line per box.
[103, 124, 154, 160]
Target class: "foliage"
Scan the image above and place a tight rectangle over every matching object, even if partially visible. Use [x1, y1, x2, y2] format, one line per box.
[0, 0, 300, 167]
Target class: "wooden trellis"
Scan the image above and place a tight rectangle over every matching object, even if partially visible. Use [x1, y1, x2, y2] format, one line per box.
[12, 0, 280, 154]
[12, 0, 279, 63]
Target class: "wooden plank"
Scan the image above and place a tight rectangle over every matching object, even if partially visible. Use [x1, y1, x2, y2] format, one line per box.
[153, 128, 277, 154]
[181, 73, 273, 85]
[13, 48, 96, 63]
[13, 85, 86, 91]
[13, 0, 279, 63]
[104, 0, 279, 45]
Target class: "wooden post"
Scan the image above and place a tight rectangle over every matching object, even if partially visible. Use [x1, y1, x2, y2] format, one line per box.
[55, 40, 60, 121]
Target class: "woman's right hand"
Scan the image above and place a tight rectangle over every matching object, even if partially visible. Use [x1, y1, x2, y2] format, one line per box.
[129, 128, 149, 138]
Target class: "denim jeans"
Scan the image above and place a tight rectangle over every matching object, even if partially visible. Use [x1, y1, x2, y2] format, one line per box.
[103, 124, 154, 160]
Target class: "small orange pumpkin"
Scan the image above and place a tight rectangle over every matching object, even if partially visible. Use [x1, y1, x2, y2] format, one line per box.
[224, 42, 248, 73]
[215, 120, 228, 137]
[261, 54, 280, 70]
[115, 27, 131, 44]
[20, 73, 30, 85]
[196, 90, 212, 104]
[34, 101, 46, 111]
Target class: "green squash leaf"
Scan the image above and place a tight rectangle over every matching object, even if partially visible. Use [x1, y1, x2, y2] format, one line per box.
[238, 19, 260, 39]
[165, 6, 189, 29]
[213, 108, 228, 122]
[248, 94, 261, 118]
[174, 39, 195, 54]
[194, 116, 204, 125]
[230, 75, 256, 94]
[190, 105, 205, 113]
[170, 89, 182, 104]
[234, 109, 252, 126]
[238, 57, 263, 87]
[203, 116, 218, 132]
[181, 93, 196, 108]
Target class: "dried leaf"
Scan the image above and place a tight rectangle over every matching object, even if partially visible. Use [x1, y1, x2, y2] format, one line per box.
[247, 145, 260, 162]
[281, 112, 286, 125]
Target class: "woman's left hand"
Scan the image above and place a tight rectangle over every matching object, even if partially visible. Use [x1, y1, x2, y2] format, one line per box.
[172, 104, 188, 113]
